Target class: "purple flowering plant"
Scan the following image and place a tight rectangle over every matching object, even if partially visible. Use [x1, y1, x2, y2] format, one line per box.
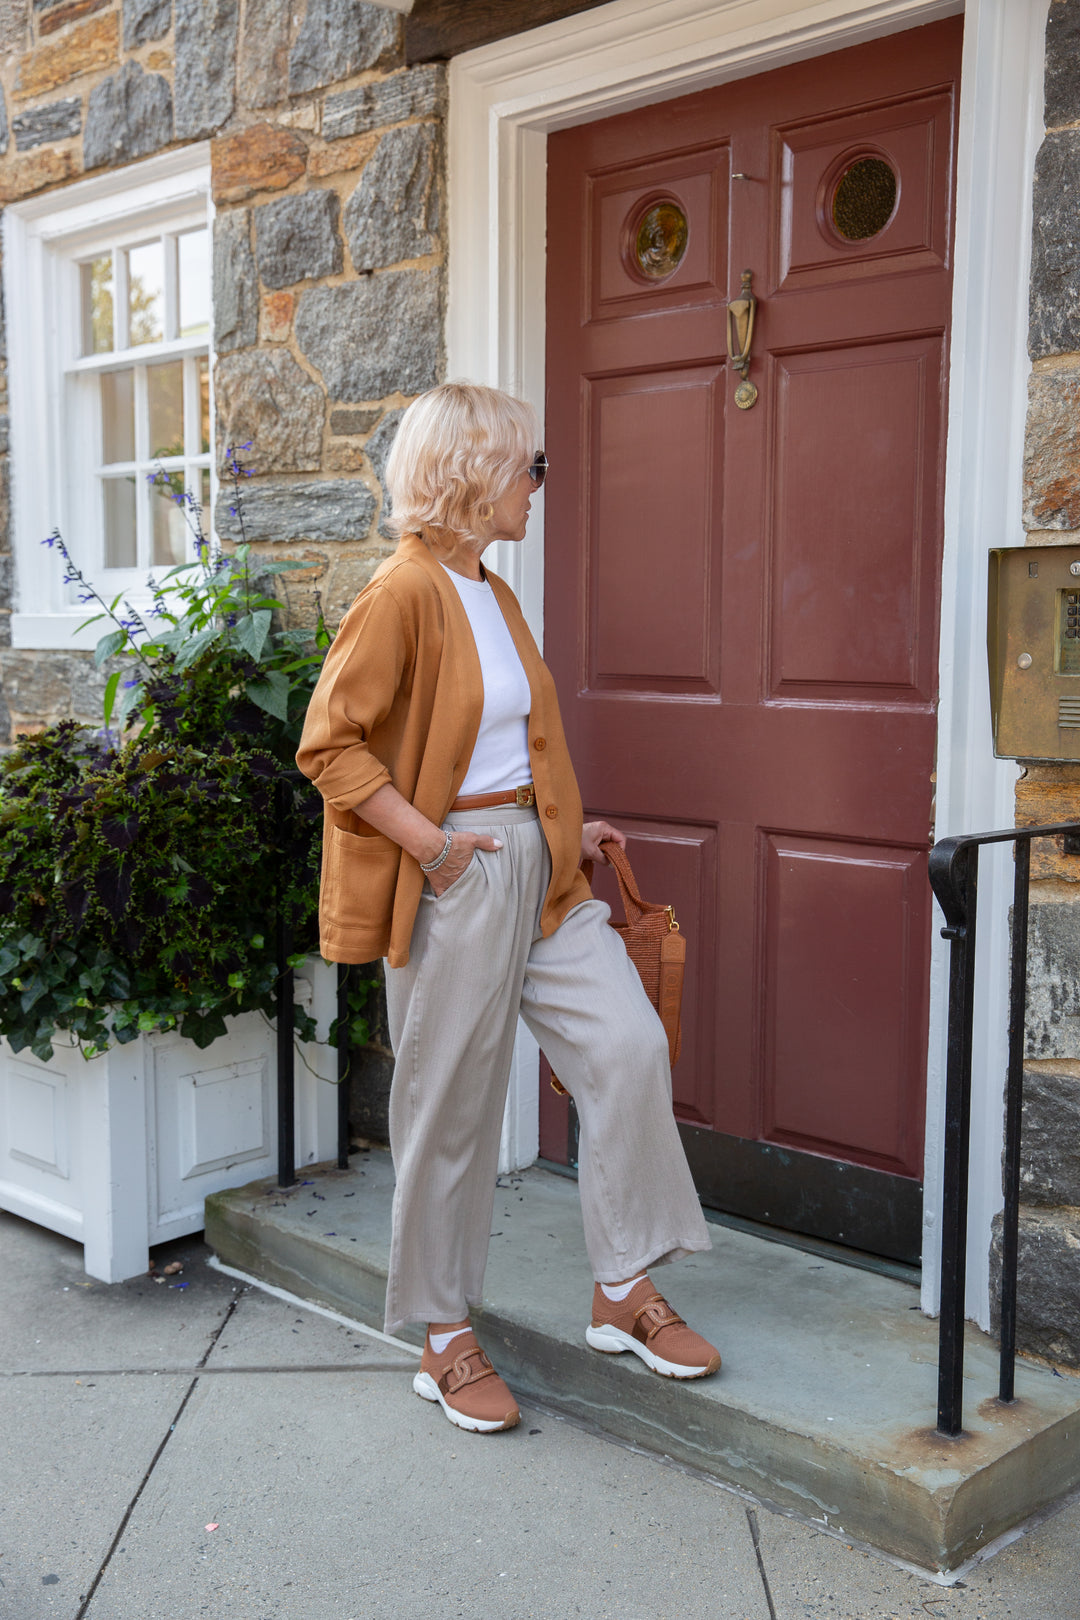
[48, 444, 332, 743]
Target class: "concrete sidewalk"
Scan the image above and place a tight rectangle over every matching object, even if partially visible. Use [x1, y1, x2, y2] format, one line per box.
[2, 1208, 1080, 1620]
[206, 1153, 1080, 1573]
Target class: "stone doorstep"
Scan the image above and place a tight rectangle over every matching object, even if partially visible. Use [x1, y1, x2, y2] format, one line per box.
[204, 1151, 1080, 1574]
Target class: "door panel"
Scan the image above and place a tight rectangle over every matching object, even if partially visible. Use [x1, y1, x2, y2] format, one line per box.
[763, 834, 928, 1176]
[542, 18, 962, 1262]
[593, 157, 729, 316]
[777, 92, 955, 289]
[589, 367, 722, 692]
[769, 341, 939, 697]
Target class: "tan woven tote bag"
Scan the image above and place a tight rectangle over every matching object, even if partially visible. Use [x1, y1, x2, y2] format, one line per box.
[551, 840, 686, 1095]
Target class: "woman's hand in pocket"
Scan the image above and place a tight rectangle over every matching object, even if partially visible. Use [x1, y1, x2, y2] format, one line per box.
[426, 830, 502, 897]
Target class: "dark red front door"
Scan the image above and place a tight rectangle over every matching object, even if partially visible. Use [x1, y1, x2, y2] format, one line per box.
[540, 19, 961, 1262]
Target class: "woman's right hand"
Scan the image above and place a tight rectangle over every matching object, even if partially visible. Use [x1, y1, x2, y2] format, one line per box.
[425, 829, 503, 897]
[351, 785, 505, 899]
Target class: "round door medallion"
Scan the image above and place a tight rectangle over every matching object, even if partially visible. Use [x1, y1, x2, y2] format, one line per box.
[830, 155, 898, 242]
[631, 200, 689, 281]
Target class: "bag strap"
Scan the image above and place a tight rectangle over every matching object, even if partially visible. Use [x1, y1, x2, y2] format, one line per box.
[658, 928, 685, 1066]
[580, 841, 663, 928]
[602, 839, 645, 913]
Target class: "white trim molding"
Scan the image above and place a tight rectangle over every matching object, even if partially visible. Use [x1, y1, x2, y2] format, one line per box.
[3, 144, 212, 651]
[450, 0, 1047, 1324]
[923, 0, 1046, 1327]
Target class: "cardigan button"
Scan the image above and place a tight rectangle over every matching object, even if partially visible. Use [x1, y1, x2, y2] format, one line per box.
[533, 736, 547, 750]
[545, 804, 558, 819]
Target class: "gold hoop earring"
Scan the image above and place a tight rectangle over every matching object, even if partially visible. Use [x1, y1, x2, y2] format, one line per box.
[479, 502, 494, 522]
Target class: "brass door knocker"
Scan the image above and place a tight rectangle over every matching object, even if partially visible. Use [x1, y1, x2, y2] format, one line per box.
[727, 269, 758, 409]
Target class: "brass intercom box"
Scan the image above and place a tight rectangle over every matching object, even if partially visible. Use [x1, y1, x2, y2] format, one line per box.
[988, 544, 1080, 760]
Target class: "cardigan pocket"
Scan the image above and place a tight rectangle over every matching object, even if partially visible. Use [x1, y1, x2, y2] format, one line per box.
[322, 824, 402, 932]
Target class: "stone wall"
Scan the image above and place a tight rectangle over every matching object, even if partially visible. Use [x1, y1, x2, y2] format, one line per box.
[994, 0, 1080, 1369]
[0, 0, 446, 737]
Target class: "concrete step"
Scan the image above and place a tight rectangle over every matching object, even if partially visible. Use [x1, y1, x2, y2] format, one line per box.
[205, 1149, 1080, 1573]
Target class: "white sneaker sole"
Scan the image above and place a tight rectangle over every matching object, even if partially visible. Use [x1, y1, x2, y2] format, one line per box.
[585, 1322, 720, 1379]
[412, 1369, 520, 1432]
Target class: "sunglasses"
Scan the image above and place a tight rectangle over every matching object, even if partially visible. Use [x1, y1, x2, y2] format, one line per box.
[527, 452, 548, 488]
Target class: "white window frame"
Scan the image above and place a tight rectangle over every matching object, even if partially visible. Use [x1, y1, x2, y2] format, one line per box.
[74, 232, 212, 582]
[449, 0, 1046, 1329]
[3, 145, 213, 651]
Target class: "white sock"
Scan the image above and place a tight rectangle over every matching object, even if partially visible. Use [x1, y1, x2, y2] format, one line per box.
[599, 1274, 646, 1303]
[428, 1326, 470, 1354]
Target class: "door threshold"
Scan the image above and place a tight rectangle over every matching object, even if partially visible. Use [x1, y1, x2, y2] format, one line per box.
[703, 1206, 921, 1288]
[535, 1156, 921, 1287]
[534, 1156, 580, 1182]
[677, 1126, 924, 1266]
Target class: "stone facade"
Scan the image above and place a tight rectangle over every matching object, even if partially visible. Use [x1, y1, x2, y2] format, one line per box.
[3, 0, 1080, 1301]
[0, 0, 446, 729]
[1003, 0, 1080, 1368]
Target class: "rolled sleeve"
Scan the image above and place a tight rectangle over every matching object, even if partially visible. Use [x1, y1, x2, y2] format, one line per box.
[296, 586, 406, 811]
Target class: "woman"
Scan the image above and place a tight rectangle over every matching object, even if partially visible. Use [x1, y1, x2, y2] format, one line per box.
[297, 382, 719, 1434]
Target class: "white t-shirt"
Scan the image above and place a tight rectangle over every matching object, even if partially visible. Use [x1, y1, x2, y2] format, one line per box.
[441, 565, 533, 794]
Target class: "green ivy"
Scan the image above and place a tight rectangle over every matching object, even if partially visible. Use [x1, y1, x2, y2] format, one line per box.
[0, 456, 377, 1063]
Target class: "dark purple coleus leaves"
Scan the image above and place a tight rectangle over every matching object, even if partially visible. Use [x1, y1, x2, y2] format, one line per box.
[101, 815, 140, 851]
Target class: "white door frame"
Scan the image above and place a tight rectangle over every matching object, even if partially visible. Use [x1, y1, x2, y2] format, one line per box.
[449, 0, 1046, 1325]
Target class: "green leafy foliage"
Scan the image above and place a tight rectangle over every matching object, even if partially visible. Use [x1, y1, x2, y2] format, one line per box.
[2, 458, 372, 1062]
[0, 723, 319, 1059]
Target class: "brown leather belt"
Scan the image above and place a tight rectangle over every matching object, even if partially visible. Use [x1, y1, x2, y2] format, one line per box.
[449, 784, 535, 811]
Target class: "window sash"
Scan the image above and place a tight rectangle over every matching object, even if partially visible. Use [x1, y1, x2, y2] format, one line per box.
[65, 227, 212, 588]
[87, 352, 211, 577]
[68, 335, 209, 376]
[76, 229, 210, 360]
[3, 146, 213, 649]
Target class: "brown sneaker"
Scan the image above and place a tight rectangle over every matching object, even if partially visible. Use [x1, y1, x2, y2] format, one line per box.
[413, 1330, 521, 1433]
[586, 1277, 721, 1379]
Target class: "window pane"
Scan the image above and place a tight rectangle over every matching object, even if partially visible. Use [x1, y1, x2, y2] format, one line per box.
[198, 355, 210, 454]
[82, 256, 114, 355]
[103, 476, 137, 568]
[148, 360, 184, 460]
[101, 369, 134, 463]
[178, 229, 210, 337]
[128, 240, 165, 346]
[151, 472, 188, 566]
[201, 469, 212, 539]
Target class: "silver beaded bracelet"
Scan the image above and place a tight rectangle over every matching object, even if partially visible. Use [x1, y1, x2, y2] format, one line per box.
[419, 831, 454, 873]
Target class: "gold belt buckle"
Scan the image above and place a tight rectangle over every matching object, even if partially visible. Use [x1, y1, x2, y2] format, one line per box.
[515, 784, 535, 807]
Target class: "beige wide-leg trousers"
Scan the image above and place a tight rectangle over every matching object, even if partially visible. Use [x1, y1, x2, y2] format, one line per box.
[382, 805, 711, 1334]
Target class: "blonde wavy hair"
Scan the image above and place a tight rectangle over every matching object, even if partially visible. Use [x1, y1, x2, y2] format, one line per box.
[383, 382, 541, 545]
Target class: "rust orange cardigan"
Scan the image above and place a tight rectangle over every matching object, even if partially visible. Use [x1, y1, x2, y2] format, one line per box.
[295, 533, 592, 966]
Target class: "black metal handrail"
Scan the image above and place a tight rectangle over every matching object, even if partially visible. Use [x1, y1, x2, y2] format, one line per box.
[274, 772, 353, 1189]
[928, 818, 1080, 1436]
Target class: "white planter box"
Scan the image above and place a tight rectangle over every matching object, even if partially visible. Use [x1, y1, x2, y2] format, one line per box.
[0, 957, 340, 1282]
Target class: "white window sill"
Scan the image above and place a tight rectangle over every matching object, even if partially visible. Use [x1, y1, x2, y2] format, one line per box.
[11, 614, 112, 652]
